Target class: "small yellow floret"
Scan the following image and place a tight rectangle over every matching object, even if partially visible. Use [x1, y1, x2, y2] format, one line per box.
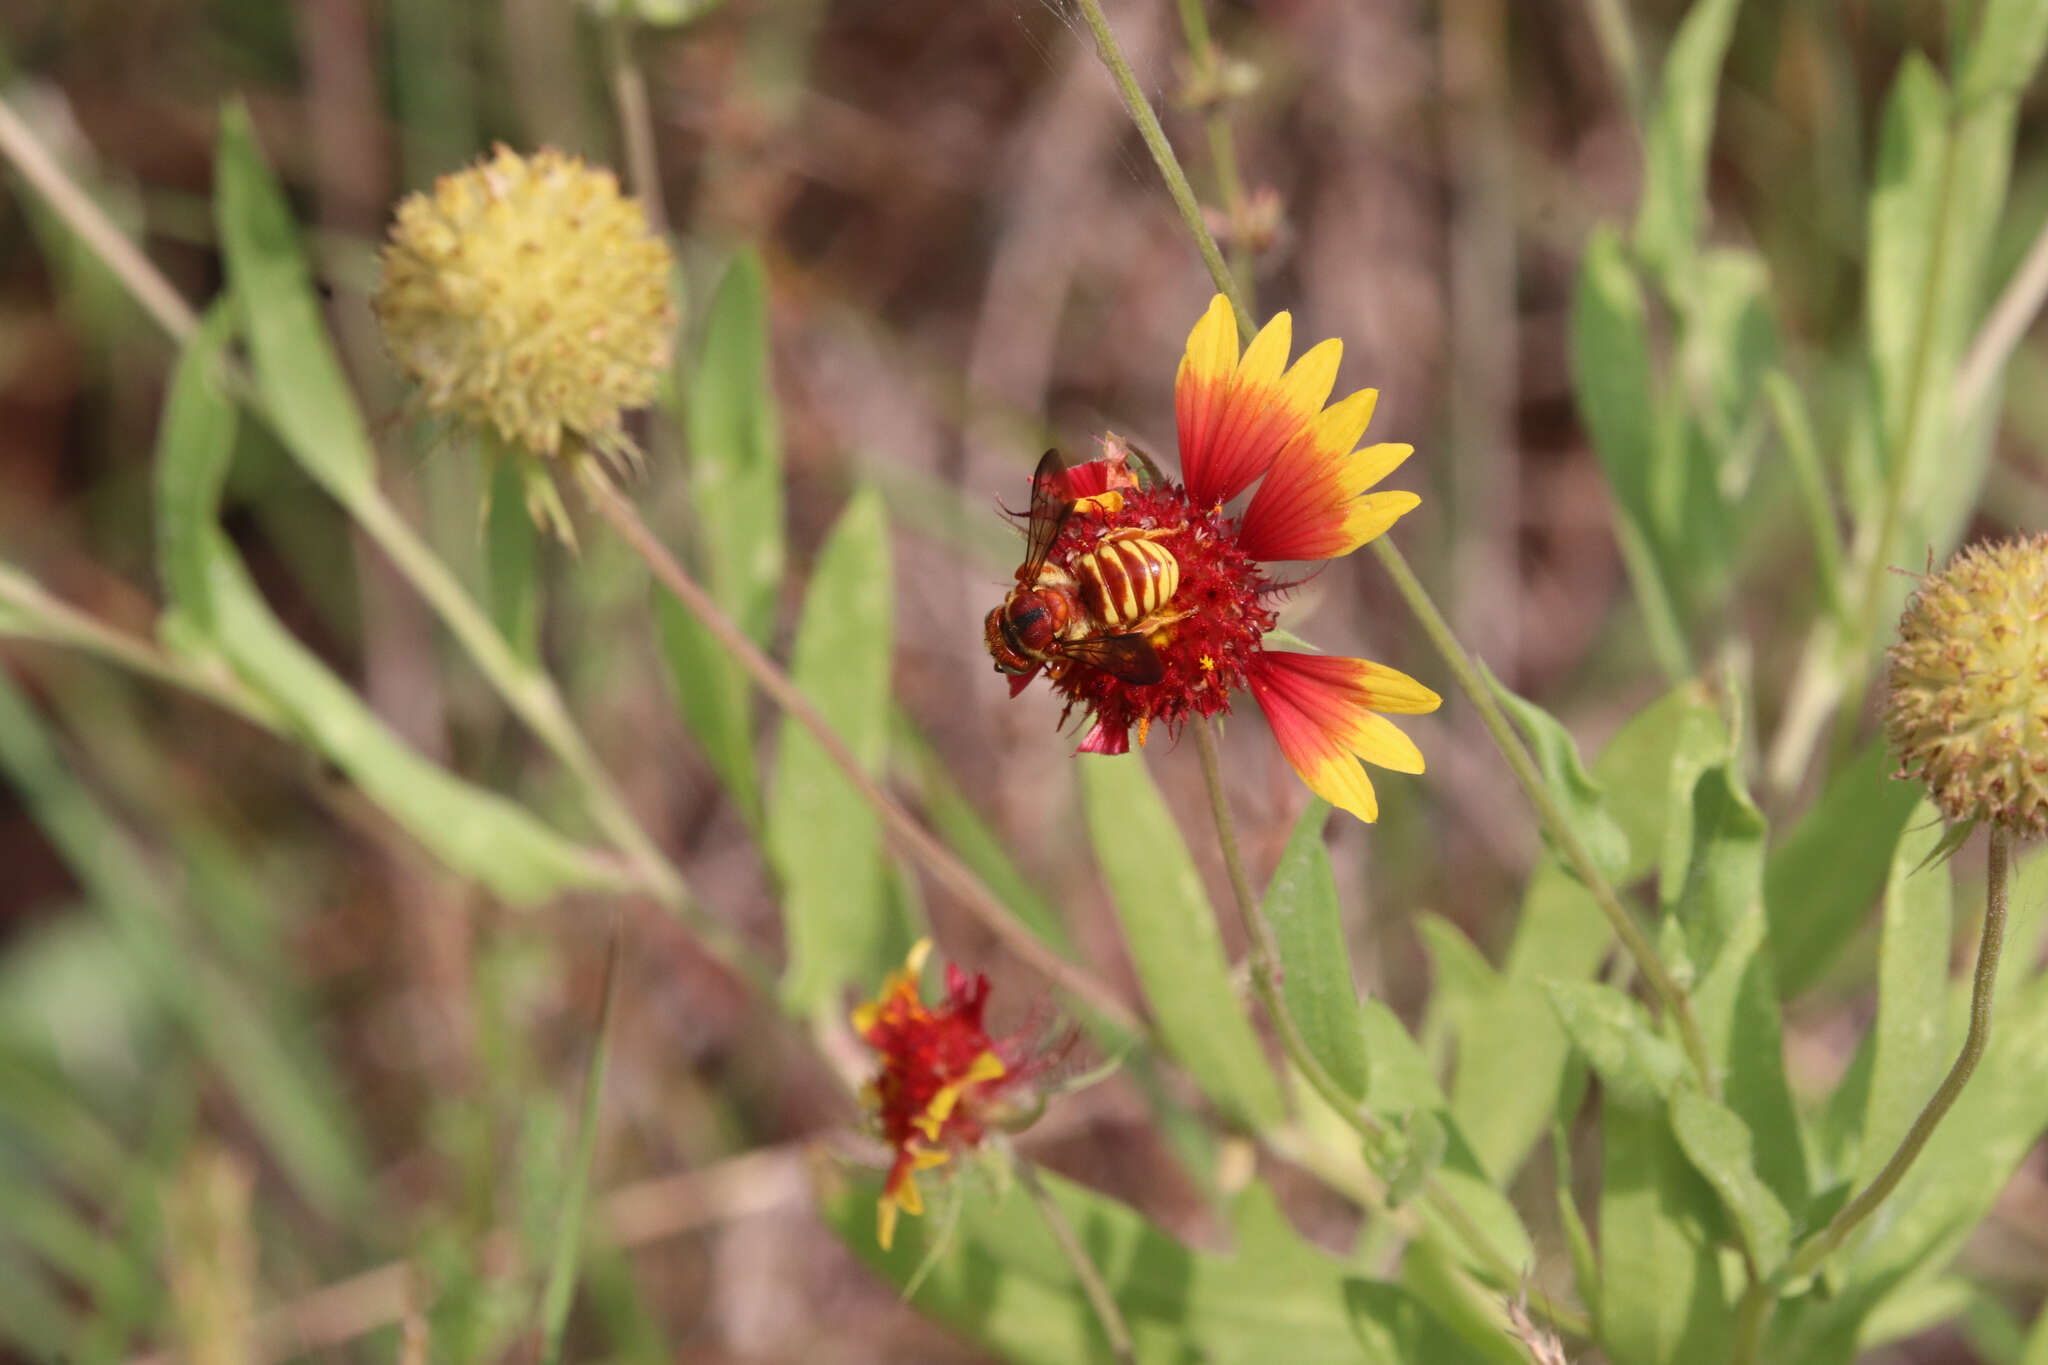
[373, 146, 676, 468]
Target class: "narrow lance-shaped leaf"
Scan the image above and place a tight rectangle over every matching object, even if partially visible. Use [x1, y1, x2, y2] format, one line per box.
[769, 488, 912, 1014]
[662, 248, 785, 820]
[213, 103, 376, 500]
[826, 1161, 1451, 1364]
[1263, 799, 1368, 1101]
[1079, 753, 1285, 1128]
[1451, 685, 1718, 1181]
[0, 673, 369, 1216]
[1600, 1101, 1734, 1365]
[1669, 1088, 1793, 1275]
[1667, 754, 1809, 1212]
[1476, 659, 1628, 884]
[1765, 741, 1923, 999]
[1633, 0, 1742, 277]
[153, 311, 618, 905]
[1850, 803, 1954, 1198]
[1540, 980, 1685, 1113]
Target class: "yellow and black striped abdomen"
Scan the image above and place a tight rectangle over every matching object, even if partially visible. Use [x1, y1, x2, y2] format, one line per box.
[1077, 537, 1179, 630]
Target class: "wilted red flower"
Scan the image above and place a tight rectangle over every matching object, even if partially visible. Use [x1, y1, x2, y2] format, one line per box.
[852, 941, 1041, 1249]
[991, 294, 1440, 822]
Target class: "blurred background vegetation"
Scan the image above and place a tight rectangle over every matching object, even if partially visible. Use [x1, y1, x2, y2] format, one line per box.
[4, 0, 2048, 1361]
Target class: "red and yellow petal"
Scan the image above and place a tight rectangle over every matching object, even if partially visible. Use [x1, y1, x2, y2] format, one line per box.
[877, 1145, 952, 1250]
[1175, 296, 1342, 509]
[1237, 377, 1416, 561]
[1248, 652, 1441, 824]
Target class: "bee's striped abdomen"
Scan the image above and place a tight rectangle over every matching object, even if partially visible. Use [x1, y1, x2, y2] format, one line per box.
[1077, 538, 1179, 629]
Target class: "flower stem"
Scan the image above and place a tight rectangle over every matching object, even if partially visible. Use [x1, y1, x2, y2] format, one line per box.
[1013, 1157, 1135, 1365]
[578, 469, 1149, 1042]
[337, 477, 769, 978]
[0, 96, 199, 343]
[0, 92, 769, 979]
[1731, 825, 2010, 1364]
[1071, 0, 1248, 336]
[1071, 0, 1715, 1097]
[1171, 0, 1255, 298]
[1368, 537, 1717, 1095]
[1190, 717, 1554, 1316]
[0, 564, 287, 732]
[601, 12, 666, 235]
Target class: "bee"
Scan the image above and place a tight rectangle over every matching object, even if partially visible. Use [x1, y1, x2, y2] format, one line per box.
[984, 450, 1182, 686]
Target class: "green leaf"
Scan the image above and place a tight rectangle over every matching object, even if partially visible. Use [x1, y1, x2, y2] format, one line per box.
[1763, 370, 1847, 615]
[213, 103, 375, 500]
[208, 551, 621, 903]
[1867, 57, 1956, 480]
[1452, 685, 1719, 1181]
[1765, 741, 1924, 998]
[152, 304, 240, 640]
[768, 489, 908, 1014]
[664, 249, 785, 819]
[1957, 0, 2048, 108]
[826, 1168, 1373, 1363]
[1476, 660, 1628, 884]
[1598, 1100, 1734, 1365]
[892, 712, 1074, 959]
[1850, 804, 1954, 1196]
[1344, 1277, 1503, 1365]
[538, 937, 621, 1364]
[656, 596, 761, 825]
[152, 322, 617, 905]
[2022, 1288, 2048, 1365]
[1541, 980, 1685, 1112]
[1571, 226, 1659, 536]
[1669, 1088, 1793, 1274]
[687, 249, 785, 647]
[1633, 0, 1741, 277]
[1079, 753, 1285, 1128]
[1833, 963, 2048, 1303]
[486, 455, 542, 661]
[1263, 799, 1368, 1101]
[1394, 1238, 1534, 1365]
[0, 674, 369, 1216]
[1383, 1110, 1446, 1209]
[1668, 759, 1809, 1212]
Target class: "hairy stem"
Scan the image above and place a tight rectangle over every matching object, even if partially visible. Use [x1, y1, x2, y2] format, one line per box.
[1073, 0, 1714, 1095]
[580, 469, 1148, 1040]
[1732, 825, 2010, 1363]
[1190, 717, 1582, 1333]
[1014, 1158, 1136, 1364]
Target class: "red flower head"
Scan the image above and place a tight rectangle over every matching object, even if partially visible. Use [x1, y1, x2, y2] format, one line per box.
[987, 295, 1441, 822]
[852, 941, 1043, 1249]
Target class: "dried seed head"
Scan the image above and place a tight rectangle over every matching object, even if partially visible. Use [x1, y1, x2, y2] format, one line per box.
[1886, 534, 2048, 836]
[373, 146, 675, 469]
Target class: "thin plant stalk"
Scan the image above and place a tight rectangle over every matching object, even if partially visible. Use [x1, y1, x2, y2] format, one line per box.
[577, 467, 1149, 1042]
[1730, 826, 2012, 1364]
[0, 98, 764, 976]
[0, 566, 286, 732]
[1171, 0, 1254, 297]
[538, 926, 622, 1365]
[601, 13, 665, 235]
[1068, 0, 1718, 1095]
[1190, 718, 1589, 1340]
[0, 97, 199, 343]
[1013, 1157, 1136, 1365]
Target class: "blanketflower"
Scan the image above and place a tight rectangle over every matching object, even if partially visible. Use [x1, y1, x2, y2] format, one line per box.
[997, 295, 1440, 822]
[853, 941, 1041, 1249]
